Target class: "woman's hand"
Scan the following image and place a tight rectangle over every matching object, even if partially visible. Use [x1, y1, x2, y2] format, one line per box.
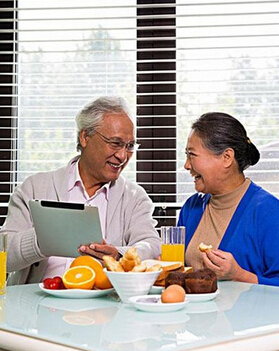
[78, 240, 120, 266]
[202, 249, 258, 284]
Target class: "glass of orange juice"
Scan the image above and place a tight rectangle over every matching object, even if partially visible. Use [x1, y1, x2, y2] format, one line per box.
[0, 233, 7, 296]
[161, 226, 185, 265]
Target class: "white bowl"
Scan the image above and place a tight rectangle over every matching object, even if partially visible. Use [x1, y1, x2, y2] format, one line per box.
[104, 268, 162, 303]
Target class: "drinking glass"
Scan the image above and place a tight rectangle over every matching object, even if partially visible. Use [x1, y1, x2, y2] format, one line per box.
[161, 226, 185, 265]
[0, 294, 5, 323]
[0, 233, 7, 296]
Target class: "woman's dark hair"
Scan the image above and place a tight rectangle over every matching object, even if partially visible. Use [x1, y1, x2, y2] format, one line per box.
[192, 112, 260, 172]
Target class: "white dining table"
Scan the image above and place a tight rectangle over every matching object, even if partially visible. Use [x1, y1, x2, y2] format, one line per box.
[1, 280, 279, 351]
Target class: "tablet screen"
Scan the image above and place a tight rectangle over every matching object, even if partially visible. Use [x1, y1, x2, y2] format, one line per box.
[29, 200, 103, 258]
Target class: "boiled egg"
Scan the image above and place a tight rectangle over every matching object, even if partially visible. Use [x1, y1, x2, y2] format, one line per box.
[161, 284, 186, 303]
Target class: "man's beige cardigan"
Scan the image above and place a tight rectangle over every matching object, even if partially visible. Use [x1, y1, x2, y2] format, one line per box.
[2, 156, 161, 285]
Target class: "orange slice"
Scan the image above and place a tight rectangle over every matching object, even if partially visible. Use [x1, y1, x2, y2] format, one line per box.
[62, 265, 95, 290]
[70, 255, 112, 290]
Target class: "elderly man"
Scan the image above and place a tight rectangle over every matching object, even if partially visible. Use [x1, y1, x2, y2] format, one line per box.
[2, 96, 161, 285]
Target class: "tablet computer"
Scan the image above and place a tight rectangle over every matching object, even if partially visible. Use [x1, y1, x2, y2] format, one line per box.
[29, 200, 103, 258]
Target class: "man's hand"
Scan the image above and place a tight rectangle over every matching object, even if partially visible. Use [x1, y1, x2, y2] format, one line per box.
[78, 240, 120, 266]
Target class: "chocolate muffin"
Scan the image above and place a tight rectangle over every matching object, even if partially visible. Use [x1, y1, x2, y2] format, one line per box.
[165, 271, 187, 290]
[185, 269, 217, 294]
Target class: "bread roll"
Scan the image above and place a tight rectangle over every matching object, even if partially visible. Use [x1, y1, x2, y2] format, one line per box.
[198, 242, 213, 252]
[103, 255, 125, 272]
[120, 247, 141, 271]
[131, 263, 147, 272]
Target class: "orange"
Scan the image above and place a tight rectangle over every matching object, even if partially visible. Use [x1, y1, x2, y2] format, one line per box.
[62, 266, 95, 290]
[70, 256, 113, 290]
[70, 255, 102, 271]
[94, 270, 113, 290]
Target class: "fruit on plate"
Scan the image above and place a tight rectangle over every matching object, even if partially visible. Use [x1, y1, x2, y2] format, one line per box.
[70, 255, 113, 289]
[62, 266, 96, 290]
[43, 276, 65, 290]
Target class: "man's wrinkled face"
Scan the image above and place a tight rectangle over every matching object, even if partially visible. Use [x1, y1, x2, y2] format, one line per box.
[80, 113, 135, 184]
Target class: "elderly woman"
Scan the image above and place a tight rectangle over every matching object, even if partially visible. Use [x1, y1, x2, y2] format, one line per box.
[178, 112, 279, 286]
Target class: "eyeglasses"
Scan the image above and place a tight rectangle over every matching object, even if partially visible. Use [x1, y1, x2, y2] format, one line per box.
[95, 131, 140, 152]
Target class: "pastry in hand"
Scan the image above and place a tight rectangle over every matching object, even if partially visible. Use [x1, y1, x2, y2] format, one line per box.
[198, 242, 213, 252]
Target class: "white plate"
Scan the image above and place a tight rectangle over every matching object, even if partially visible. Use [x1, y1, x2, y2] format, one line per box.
[129, 294, 188, 313]
[186, 289, 220, 302]
[39, 283, 115, 299]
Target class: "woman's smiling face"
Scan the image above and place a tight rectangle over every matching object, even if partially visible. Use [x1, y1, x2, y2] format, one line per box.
[184, 130, 225, 195]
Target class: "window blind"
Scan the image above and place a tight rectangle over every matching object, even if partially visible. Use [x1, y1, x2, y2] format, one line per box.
[175, 0, 279, 207]
[1, 0, 279, 228]
[0, 0, 138, 226]
[136, 0, 279, 225]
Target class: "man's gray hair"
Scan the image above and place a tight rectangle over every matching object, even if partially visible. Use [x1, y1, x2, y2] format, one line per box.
[75, 96, 133, 152]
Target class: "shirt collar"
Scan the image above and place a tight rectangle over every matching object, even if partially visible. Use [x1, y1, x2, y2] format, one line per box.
[68, 158, 110, 200]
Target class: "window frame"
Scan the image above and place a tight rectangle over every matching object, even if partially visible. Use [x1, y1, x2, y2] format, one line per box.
[0, 1, 15, 224]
